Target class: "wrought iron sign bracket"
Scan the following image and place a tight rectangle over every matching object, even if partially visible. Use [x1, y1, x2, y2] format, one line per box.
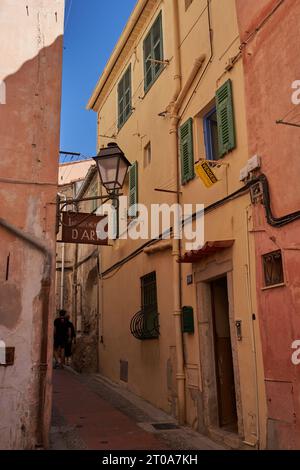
[56, 192, 121, 234]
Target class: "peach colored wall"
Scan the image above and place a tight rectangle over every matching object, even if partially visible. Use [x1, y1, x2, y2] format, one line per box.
[236, 0, 300, 449]
[88, 0, 267, 447]
[0, 0, 64, 449]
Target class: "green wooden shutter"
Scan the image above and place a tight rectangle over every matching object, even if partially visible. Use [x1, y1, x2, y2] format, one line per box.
[118, 65, 132, 128]
[216, 79, 235, 157]
[128, 161, 138, 217]
[182, 306, 194, 333]
[144, 31, 153, 90]
[180, 118, 195, 185]
[143, 12, 163, 92]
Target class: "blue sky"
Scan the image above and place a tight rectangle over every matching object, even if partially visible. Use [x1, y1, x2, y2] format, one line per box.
[60, 0, 137, 162]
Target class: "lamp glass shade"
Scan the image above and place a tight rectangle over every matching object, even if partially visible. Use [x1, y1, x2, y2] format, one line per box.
[93, 143, 131, 193]
[117, 156, 130, 189]
[97, 155, 120, 191]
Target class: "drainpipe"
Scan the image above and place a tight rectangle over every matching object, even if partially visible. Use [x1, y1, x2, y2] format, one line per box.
[168, 0, 186, 425]
[170, 0, 182, 105]
[173, 55, 206, 111]
[57, 193, 66, 310]
[169, 1, 205, 428]
[73, 243, 79, 332]
[245, 206, 260, 448]
[0, 217, 52, 448]
[170, 109, 185, 424]
[167, 0, 213, 425]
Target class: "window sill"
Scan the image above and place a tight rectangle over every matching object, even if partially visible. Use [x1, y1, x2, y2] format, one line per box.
[261, 282, 286, 291]
[117, 109, 134, 132]
[181, 174, 195, 186]
[143, 66, 165, 97]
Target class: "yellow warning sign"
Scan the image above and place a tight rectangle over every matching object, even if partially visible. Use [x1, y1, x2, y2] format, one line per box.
[195, 161, 218, 188]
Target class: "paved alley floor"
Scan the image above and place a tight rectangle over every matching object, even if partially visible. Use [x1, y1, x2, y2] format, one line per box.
[50, 368, 224, 451]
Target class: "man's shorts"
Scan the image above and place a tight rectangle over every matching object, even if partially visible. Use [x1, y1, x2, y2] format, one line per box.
[54, 338, 65, 350]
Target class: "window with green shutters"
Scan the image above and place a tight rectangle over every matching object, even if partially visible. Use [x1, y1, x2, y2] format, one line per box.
[141, 272, 159, 339]
[216, 79, 236, 157]
[128, 161, 138, 217]
[118, 65, 132, 129]
[143, 12, 164, 92]
[180, 118, 195, 185]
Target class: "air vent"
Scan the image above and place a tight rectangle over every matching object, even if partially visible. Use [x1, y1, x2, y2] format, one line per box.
[152, 423, 179, 430]
[120, 360, 128, 382]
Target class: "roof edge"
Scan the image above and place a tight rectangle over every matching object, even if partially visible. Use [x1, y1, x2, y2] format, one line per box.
[76, 165, 97, 201]
[86, 0, 148, 111]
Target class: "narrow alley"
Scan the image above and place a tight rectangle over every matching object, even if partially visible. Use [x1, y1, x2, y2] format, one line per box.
[1, 0, 300, 459]
[50, 368, 224, 451]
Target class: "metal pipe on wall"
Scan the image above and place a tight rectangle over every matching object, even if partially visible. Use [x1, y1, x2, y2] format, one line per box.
[57, 192, 67, 310]
[167, 0, 214, 425]
[168, 0, 186, 425]
[244, 205, 260, 448]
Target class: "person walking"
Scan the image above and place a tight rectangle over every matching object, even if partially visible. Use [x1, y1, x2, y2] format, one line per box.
[65, 314, 76, 366]
[53, 309, 71, 369]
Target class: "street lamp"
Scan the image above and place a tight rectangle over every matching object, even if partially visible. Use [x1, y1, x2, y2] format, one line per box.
[56, 142, 131, 234]
[93, 142, 131, 195]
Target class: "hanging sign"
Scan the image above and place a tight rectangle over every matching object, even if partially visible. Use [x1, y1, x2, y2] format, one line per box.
[195, 161, 218, 188]
[61, 212, 108, 245]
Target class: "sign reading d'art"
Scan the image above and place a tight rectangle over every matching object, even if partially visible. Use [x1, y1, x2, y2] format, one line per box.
[61, 212, 108, 245]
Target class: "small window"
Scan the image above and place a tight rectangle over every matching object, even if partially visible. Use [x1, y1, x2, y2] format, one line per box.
[203, 107, 219, 161]
[120, 360, 128, 382]
[185, 0, 193, 10]
[144, 141, 151, 168]
[143, 13, 164, 92]
[141, 272, 159, 338]
[118, 65, 132, 129]
[262, 250, 284, 287]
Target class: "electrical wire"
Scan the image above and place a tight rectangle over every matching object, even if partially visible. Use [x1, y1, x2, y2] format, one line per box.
[179, 3, 208, 48]
[259, 174, 300, 227]
[280, 106, 300, 122]
[99, 173, 300, 278]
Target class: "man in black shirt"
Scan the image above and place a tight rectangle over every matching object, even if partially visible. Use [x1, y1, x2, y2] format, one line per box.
[53, 309, 71, 368]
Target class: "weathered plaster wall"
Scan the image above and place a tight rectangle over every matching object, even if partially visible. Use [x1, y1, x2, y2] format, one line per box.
[0, 0, 64, 449]
[236, 0, 300, 449]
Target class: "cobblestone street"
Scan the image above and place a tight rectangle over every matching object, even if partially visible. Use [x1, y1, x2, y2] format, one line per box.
[50, 368, 224, 451]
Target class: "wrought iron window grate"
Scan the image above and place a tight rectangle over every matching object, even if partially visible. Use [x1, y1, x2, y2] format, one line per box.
[262, 250, 284, 287]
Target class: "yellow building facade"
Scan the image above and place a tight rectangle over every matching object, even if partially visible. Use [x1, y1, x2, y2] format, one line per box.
[87, 0, 267, 449]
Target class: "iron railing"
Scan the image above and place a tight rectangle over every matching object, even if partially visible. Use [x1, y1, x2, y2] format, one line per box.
[130, 308, 159, 340]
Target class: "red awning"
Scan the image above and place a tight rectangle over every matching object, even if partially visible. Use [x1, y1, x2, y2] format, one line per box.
[178, 240, 234, 263]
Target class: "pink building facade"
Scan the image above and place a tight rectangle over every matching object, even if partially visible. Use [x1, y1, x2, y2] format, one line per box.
[0, 0, 64, 449]
[236, 0, 300, 449]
